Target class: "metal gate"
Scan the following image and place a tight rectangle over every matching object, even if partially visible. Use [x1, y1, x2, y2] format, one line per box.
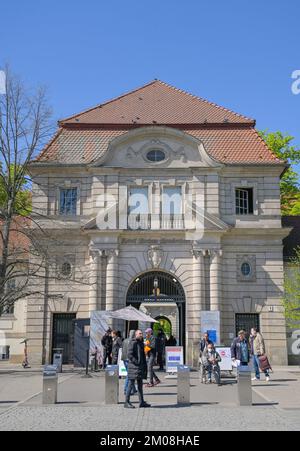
[73, 318, 90, 367]
[126, 271, 186, 348]
[235, 313, 260, 337]
[52, 313, 76, 364]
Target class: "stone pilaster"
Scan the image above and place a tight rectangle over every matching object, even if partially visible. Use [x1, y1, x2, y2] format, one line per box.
[106, 249, 119, 312]
[88, 249, 107, 313]
[209, 249, 222, 312]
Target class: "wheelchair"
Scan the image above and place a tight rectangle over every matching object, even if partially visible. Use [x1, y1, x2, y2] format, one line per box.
[199, 358, 221, 385]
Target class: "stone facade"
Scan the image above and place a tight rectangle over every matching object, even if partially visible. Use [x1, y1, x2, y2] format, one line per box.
[23, 123, 289, 366]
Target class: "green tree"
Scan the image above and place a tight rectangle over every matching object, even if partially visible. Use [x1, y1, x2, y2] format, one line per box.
[0, 164, 32, 215]
[259, 131, 300, 215]
[282, 247, 300, 327]
[0, 66, 52, 310]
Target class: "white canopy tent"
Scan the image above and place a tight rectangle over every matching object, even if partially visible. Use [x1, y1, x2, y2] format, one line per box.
[89, 306, 158, 358]
[109, 305, 158, 323]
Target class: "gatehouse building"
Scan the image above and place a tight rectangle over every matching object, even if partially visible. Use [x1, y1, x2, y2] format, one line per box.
[4, 80, 290, 365]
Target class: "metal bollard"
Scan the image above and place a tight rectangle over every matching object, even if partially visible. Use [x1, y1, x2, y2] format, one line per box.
[105, 365, 119, 405]
[177, 365, 190, 405]
[53, 353, 63, 373]
[237, 365, 252, 406]
[43, 365, 58, 404]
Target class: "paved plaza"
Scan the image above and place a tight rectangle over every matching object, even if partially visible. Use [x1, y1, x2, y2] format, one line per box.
[0, 365, 299, 431]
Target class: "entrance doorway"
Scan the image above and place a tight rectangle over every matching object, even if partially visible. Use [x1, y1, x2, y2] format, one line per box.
[52, 313, 76, 364]
[153, 316, 172, 337]
[126, 271, 186, 349]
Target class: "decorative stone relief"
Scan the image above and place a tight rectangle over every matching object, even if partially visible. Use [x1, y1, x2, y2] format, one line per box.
[236, 254, 256, 282]
[56, 254, 75, 280]
[148, 245, 163, 268]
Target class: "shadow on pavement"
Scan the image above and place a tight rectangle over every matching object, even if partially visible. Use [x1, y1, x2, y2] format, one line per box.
[0, 401, 18, 404]
[252, 402, 279, 407]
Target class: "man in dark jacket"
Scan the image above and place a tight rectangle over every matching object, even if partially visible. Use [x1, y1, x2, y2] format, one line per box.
[125, 330, 150, 409]
[156, 329, 166, 371]
[199, 332, 213, 355]
[166, 335, 177, 346]
[145, 328, 161, 387]
[122, 330, 137, 396]
[231, 330, 250, 366]
[101, 329, 112, 368]
[111, 330, 123, 365]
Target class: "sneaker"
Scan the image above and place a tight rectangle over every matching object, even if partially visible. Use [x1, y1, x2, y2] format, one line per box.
[153, 379, 161, 386]
[145, 383, 154, 388]
[124, 402, 135, 409]
[265, 376, 270, 382]
[252, 377, 259, 381]
[139, 402, 151, 408]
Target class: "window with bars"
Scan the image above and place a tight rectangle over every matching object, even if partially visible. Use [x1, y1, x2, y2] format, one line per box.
[59, 188, 78, 216]
[235, 188, 254, 215]
[235, 313, 260, 337]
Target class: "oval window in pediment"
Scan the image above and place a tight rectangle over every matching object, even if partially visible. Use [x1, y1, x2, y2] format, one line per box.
[146, 149, 166, 163]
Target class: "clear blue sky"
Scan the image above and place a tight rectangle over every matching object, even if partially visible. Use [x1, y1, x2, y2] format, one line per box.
[1, 0, 300, 170]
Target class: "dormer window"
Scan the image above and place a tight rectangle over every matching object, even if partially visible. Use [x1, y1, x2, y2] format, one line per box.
[146, 149, 166, 163]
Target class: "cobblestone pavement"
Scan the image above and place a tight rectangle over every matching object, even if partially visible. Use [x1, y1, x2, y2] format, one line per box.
[0, 367, 299, 431]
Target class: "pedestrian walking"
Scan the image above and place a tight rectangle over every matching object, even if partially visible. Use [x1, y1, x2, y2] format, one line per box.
[111, 330, 123, 365]
[231, 330, 250, 366]
[101, 329, 112, 368]
[125, 330, 151, 409]
[144, 328, 161, 387]
[122, 330, 137, 395]
[156, 329, 166, 371]
[250, 328, 270, 382]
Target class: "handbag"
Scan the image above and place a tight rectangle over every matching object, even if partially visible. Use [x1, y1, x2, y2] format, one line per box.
[258, 354, 272, 372]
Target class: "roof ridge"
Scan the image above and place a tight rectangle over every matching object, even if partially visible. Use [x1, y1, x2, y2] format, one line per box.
[155, 79, 255, 123]
[59, 79, 255, 125]
[59, 80, 158, 124]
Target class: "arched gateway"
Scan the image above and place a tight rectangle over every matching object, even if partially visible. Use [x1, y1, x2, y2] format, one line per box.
[126, 271, 186, 350]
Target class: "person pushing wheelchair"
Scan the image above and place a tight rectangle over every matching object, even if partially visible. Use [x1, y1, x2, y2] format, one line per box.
[201, 343, 222, 385]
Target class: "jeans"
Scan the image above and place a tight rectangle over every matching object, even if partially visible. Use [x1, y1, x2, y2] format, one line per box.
[123, 361, 137, 394]
[147, 354, 159, 384]
[126, 378, 144, 405]
[253, 355, 269, 379]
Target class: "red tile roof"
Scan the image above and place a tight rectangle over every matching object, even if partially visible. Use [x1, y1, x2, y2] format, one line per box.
[34, 80, 284, 165]
[35, 126, 282, 165]
[60, 80, 255, 126]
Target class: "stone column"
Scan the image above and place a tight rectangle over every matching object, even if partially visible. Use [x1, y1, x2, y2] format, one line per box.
[192, 249, 206, 311]
[106, 249, 119, 312]
[188, 249, 206, 367]
[209, 249, 222, 312]
[89, 249, 107, 313]
[89, 250, 99, 314]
